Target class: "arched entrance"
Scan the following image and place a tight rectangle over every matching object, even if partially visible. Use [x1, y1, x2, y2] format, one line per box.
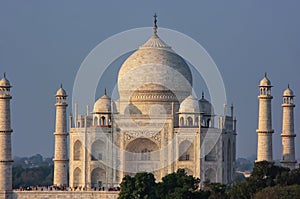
[91, 167, 106, 189]
[124, 138, 160, 178]
[205, 168, 216, 183]
[73, 167, 82, 187]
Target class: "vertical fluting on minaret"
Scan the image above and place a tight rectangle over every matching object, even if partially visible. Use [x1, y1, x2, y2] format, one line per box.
[53, 85, 68, 186]
[0, 73, 13, 198]
[256, 73, 274, 162]
[281, 85, 296, 169]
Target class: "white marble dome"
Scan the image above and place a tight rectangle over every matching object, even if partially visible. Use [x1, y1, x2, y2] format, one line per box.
[93, 94, 111, 113]
[0, 76, 10, 87]
[283, 86, 294, 97]
[118, 32, 193, 103]
[56, 86, 67, 96]
[259, 76, 271, 87]
[199, 96, 214, 115]
[179, 95, 200, 113]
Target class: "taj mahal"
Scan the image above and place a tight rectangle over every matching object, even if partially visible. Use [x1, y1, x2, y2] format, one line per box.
[0, 16, 297, 199]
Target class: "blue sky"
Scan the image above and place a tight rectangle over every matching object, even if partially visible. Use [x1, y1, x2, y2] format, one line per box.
[1, 1, 300, 159]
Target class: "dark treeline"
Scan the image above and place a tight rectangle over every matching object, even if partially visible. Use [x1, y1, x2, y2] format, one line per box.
[13, 165, 53, 189]
[118, 162, 300, 199]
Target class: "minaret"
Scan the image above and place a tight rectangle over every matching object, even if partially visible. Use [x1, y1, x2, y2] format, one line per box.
[281, 85, 296, 169]
[256, 73, 274, 162]
[0, 73, 13, 198]
[53, 85, 68, 186]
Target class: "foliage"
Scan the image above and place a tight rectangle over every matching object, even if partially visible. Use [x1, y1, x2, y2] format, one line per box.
[133, 172, 156, 199]
[155, 169, 201, 199]
[118, 172, 156, 199]
[203, 181, 228, 199]
[228, 161, 292, 199]
[12, 165, 53, 189]
[254, 185, 300, 199]
[118, 169, 208, 199]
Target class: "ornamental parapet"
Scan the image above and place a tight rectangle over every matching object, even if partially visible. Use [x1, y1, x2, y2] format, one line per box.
[281, 134, 296, 137]
[256, 129, 274, 134]
[0, 129, 13, 133]
[258, 96, 273, 100]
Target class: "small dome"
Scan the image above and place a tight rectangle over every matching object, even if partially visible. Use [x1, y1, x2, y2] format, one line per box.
[0, 75, 11, 87]
[199, 96, 214, 115]
[259, 75, 271, 87]
[56, 86, 67, 96]
[283, 86, 294, 97]
[93, 94, 112, 113]
[179, 95, 199, 113]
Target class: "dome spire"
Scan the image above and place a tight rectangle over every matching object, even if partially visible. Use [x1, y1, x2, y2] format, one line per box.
[3, 72, 6, 78]
[104, 88, 107, 96]
[153, 13, 158, 34]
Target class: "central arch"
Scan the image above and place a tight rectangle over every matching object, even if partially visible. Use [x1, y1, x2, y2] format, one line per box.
[124, 138, 160, 177]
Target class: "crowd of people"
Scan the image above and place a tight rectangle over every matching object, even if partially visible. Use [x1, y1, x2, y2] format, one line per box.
[16, 185, 120, 192]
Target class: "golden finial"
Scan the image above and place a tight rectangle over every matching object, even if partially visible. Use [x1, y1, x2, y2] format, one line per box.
[154, 13, 158, 34]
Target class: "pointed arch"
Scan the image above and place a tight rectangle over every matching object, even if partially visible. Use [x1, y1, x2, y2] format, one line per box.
[93, 116, 99, 126]
[179, 140, 194, 161]
[187, 117, 193, 126]
[205, 168, 216, 183]
[91, 140, 106, 161]
[73, 140, 82, 161]
[73, 167, 82, 187]
[91, 167, 106, 189]
[180, 117, 184, 126]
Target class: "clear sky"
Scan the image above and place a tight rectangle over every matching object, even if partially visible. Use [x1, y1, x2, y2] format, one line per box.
[1, 1, 300, 160]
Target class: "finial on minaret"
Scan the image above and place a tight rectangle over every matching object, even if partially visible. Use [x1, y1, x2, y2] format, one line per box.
[3, 72, 6, 78]
[288, 84, 290, 89]
[202, 91, 204, 99]
[60, 83, 63, 88]
[153, 13, 158, 34]
[264, 72, 267, 77]
[104, 88, 107, 96]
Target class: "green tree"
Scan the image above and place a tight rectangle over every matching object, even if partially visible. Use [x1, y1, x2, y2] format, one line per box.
[203, 181, 228, 199]
[228, 161, 290, 199]
[12, 165, 54, 188]
[155, 169, 202, 199]
[118, 175, 135, 199]
[118, 172, 156, 199]
[287, 167, 300, 185]
[254, 185, 300, 199]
